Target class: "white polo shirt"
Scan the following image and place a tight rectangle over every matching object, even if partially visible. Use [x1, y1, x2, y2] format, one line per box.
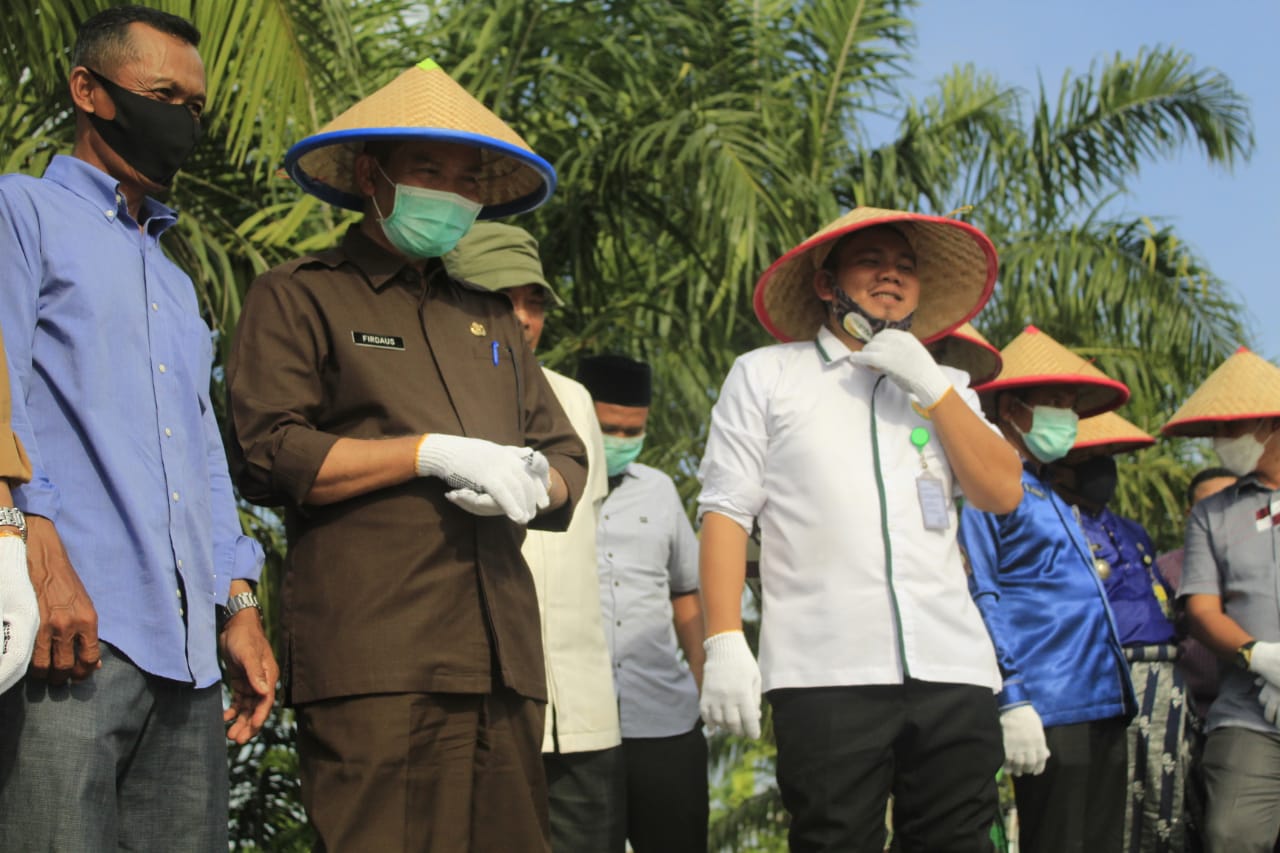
[697, 326, 1001, 693]
[523, 367, 622, 753]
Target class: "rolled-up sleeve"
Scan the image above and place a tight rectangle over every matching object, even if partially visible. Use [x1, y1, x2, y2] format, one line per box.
[225, 269, 341, 507]
[697, 357, 770, 532]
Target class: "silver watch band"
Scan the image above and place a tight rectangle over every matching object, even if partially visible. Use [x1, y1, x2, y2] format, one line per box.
[224, 590, 260, 619]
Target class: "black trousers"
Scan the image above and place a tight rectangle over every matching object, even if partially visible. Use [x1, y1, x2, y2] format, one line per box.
[543, 746, 626, 853]
[622, 724, 709, 853]
[770, 681, 1003, 853]
[1013, 717, 1127, 853]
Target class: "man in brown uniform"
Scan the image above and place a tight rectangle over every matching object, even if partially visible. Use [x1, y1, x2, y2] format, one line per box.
[225, 60, 587, 852]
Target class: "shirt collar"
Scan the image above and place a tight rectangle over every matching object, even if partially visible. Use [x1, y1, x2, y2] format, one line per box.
[338, 224, 447, 293]
[43, 154, 177, 234]
[814, 325, 857, 365]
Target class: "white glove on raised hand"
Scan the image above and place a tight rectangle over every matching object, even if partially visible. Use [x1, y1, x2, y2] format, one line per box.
[699, 631, 762, 739]
[1000, 704, 1051, 776]
[0, 535, 37, 694]
[846, 329, 953, 409]
[416, 435, 549, 524]
[1249, 642, 1280, 687]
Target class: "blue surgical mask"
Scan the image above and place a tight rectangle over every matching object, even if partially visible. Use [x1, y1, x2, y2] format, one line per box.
[603, 434, 645, 477]
[1015, 402, 1079, 463]
[372, 165, 482, 259]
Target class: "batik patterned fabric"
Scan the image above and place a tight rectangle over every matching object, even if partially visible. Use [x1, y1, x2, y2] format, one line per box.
[1124, 645, 1190, 853]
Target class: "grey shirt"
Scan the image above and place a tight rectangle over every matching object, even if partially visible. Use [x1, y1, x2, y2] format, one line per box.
[1181, 473, 1280, 733]
[597, 463, 701, 738]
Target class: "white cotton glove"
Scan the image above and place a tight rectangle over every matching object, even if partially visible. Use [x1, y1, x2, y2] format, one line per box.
[846, 329, 953, 409]
[699, 630, 762, 739]
[1000, 704, 1051, 776]
[0, 536, 37, 694]
[1249, 641, 1280, 687]
[1256, 677, 1280, 726]
[416, 434, 550, 524]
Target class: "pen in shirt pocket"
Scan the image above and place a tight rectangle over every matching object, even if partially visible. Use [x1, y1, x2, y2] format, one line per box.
[491, 340, 499, 366]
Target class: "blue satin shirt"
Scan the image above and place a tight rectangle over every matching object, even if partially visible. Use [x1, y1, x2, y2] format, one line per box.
[959, 466, 1135, 726]
[1076, 507, 1177, 647]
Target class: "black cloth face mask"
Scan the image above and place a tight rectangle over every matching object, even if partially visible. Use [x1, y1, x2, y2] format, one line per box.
[1060, 455, 1119, 509]
[86, 68, 203, 187]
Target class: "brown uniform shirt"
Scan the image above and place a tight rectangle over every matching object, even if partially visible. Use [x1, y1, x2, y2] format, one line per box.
[226, 226, 586, 704]
[0, 326, 31, 482]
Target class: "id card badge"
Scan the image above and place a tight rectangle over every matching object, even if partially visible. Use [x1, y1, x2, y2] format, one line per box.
[916, 472, 951, 531]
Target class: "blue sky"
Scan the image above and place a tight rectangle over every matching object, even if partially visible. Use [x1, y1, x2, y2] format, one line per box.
[875, 0, 1278, 360]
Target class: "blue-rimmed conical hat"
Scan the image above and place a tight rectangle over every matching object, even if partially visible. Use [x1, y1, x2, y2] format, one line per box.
[285, 59, 555, 217]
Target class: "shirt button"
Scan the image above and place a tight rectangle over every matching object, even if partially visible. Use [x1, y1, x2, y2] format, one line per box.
[615, 620, 621, 626]
[151, 302, 159, 312]
[105, 210, 115, 220]
[171, 492, 180, 502]
[607, 552, 613, 558]
[177, 559, 183, 568]
[164, 428, 173, 437]
[614, 580, 620, 586]
[158, 363, 167, 373]
[176, 588, 182, 598]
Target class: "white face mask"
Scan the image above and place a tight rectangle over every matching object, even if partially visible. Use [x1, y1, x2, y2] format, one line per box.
[1214, 428, 1269, 476]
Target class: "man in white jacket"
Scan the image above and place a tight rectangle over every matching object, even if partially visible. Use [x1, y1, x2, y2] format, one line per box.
[446, 223, 625, 852]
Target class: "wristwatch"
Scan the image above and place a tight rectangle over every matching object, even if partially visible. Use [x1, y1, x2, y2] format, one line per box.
[1235, 640, 1257, 671]
[217, 590, 261, 632]
[0, 506, 27, 542]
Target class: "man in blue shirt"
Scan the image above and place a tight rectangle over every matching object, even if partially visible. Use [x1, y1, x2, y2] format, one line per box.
[0, 7, 276, 851]
[579, 354, 707, 853]
[959, 325, 1136, 853]
[1048, 411, 1187, 853]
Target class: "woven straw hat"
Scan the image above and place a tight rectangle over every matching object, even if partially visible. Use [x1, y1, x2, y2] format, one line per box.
[753, 207, 997, 343]
[1162, 347, 1280, 437]
[976, 325, 1129, 417]
[1067, 411, 1155, 459]
[285, 59, 555, 217]
[931, 322, 1002, 386]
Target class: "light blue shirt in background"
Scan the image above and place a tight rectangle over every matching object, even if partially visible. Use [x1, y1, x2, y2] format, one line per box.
[597, 462, 700, 738]
[0, 155, 263, 687]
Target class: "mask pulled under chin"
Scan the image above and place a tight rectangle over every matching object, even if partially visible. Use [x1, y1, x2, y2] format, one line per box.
[86, 69, 202, 187]
[1214, 430, 1269, 476]
[1055, 454, 1118, 508]
[828, 287, 913, 342]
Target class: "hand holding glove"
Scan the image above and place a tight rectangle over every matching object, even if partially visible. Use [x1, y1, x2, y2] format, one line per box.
[699, 630, 762, 739]
[846, 328, 953, 409]
[1000, 704, 1051, 776]
[416, 435, 549, 524]
[0, 535, 37, 694]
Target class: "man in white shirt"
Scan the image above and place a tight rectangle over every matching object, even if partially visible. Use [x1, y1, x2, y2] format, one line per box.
[446, 224, 625, 852]
[697, 207, 1023, 851]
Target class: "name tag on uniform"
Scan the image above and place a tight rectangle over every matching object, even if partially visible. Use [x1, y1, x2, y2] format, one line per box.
[351, 331, 405, 350]
[917, 473, 950, 530]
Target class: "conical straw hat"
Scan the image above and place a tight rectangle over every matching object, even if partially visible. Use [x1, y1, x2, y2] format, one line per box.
[285, 59, 555, 217]
[753, 207, 997, 343]
[1068, 411, 1155, 459]
[931, 322, 1002, 386]
[1162, 347, 1280, 437]
[976, 325, 1129, 418]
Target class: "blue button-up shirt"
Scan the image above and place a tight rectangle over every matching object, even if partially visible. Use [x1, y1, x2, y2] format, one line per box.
[1076, 506, 1176, 647]
[597, 463, 701, 738]
[0, 155, 262, 687]
[960, 466, 1135, 727]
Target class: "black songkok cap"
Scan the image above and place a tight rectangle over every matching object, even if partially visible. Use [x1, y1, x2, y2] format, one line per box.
[578, 354, 652, 407]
